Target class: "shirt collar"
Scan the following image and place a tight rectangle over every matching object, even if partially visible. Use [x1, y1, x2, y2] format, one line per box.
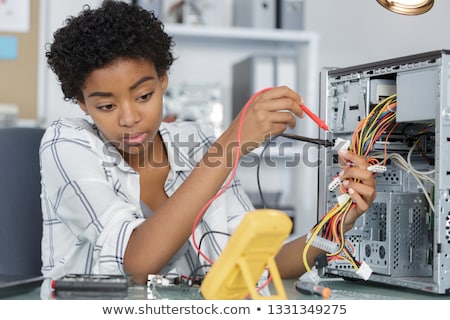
[94, 121, 201, 174]
[159, 121, 196, 172]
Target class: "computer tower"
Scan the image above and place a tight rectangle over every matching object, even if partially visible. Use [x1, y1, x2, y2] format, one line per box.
[317, 49, 450, 294]
[232, 54, 298, 118]
[232, 55, 276, 118]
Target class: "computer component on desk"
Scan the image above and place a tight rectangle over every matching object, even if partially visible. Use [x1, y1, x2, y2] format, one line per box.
[316, 49, 450, 294]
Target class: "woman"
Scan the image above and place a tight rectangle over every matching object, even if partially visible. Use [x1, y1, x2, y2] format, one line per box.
[40, 0, 376, 285]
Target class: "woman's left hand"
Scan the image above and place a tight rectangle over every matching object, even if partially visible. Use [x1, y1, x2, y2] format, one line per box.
[337, 149, 377, 232]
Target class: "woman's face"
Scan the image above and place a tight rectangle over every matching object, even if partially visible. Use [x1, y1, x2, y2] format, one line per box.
[78, 58, 168, 156]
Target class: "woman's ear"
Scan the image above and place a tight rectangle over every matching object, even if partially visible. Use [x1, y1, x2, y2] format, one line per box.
[161, 73, 169, 93]
[78, 101, 89, 115]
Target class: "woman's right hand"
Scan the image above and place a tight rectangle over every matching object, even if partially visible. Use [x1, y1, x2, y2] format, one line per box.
[225, 86, 306, 157]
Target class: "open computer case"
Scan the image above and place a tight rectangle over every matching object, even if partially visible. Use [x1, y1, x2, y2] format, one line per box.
[317, 49, 450, 294]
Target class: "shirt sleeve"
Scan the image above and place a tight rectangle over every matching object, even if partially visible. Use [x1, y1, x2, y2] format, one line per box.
[40, 121, 144, 275]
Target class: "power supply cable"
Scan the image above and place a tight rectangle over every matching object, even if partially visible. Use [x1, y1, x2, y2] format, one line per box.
[303, 94, 398, 273]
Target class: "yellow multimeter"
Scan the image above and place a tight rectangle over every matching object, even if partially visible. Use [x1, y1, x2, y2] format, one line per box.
[200, 209, 292, 300]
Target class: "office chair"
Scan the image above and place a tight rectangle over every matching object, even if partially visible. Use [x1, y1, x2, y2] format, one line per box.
[0, 127, 45, 276]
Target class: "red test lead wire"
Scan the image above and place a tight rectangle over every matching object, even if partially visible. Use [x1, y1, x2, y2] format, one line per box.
[191, 87, 328, 264]
[247, 87, 329, 131]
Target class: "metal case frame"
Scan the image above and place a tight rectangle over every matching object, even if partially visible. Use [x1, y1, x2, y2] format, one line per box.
[318, 50, 450, 294]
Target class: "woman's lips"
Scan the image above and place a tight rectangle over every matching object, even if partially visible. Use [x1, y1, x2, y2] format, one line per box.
[122, 132, 148, 145]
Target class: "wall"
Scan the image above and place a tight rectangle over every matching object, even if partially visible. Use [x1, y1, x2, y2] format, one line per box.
[5, 0, 450, 123]
[304, 0, 450, 70]
[37, 0, 104, 127]
[0, 0, 40, 120]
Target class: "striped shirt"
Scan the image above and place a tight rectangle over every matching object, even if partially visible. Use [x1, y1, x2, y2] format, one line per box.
[40, 118, 254, 280]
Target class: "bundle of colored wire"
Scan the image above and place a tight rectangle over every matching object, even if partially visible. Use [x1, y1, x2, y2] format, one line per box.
[303, 94, 398, 273]
[352, 94, 398, 164]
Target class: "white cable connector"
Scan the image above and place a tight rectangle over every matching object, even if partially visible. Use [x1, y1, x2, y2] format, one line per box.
[337, 193, 350, 205]
[307, 233, 340, 254]
[332, 137, 350, 153]
[328, 176, 342, 191]
[367, 164, 387, 173]
[356, 261, 373, 280]
[298, 266, 321, 284]
[328, 138, 350, 192]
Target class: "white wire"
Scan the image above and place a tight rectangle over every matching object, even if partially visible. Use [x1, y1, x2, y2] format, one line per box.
[372, 151, 435, 213]
[407, 141, 435, 176]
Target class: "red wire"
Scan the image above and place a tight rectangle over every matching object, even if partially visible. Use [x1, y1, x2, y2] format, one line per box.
[190, 87, 328, 264]
[191, 88, 272, 264]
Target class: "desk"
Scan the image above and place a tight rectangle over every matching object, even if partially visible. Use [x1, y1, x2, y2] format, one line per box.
[3, 277, 450, 300]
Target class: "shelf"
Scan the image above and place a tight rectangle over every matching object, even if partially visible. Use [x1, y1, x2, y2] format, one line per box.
[163, 23, 320, 120]
[165, 24, 319, 46]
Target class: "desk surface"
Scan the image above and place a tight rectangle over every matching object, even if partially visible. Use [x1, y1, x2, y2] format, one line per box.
[2, 277, 450, 300]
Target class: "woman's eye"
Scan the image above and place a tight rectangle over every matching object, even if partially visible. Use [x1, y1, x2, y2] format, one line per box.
[138, 92, 153, 101]
[97, 104, 115, 111]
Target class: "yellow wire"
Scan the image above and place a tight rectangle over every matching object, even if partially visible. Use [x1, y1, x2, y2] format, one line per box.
[303, 94, 398, 273]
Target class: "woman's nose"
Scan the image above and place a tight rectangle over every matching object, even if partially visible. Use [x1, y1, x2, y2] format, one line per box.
[119, 103, 141, 127]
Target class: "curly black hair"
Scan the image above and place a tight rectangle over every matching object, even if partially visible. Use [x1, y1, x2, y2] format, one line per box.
[46, 0, 175, 103]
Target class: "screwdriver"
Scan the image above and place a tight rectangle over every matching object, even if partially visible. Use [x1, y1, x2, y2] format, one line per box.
[295, 280, 331, 299]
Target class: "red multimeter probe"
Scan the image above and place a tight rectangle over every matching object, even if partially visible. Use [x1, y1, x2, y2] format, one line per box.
[299, 104, 329, 131]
